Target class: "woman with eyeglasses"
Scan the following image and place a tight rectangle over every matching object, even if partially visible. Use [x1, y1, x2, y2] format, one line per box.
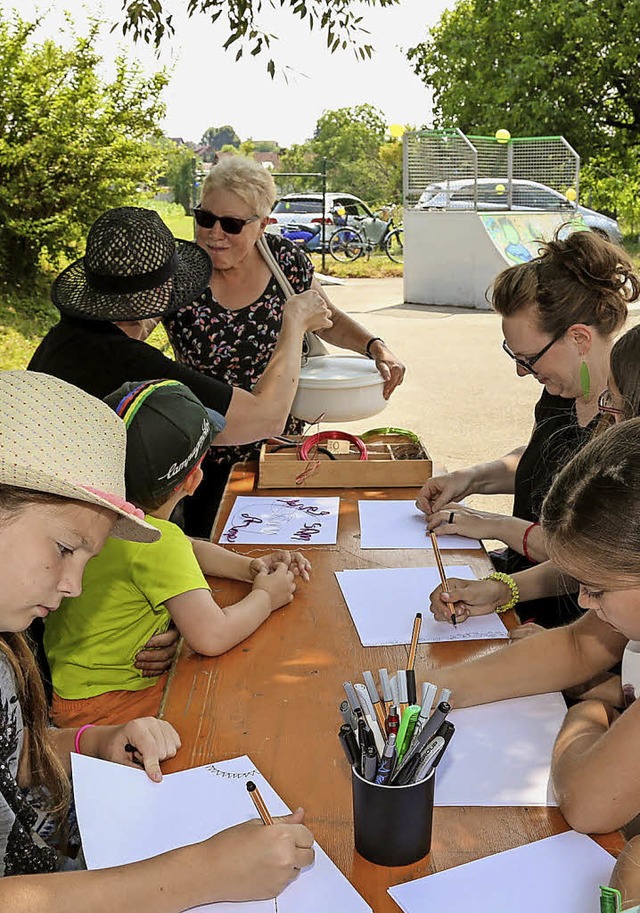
[163, 156, 405, 537]
[418, 230, 639, 629]
[428, 322, 640, 631]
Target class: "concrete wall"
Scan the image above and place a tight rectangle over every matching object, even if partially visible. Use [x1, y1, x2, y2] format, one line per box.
[403, 209, 574, 310]
[403, 210, 504, 310]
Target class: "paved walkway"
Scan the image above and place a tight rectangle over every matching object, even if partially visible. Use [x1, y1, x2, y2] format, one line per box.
[319, 277, 640, 515]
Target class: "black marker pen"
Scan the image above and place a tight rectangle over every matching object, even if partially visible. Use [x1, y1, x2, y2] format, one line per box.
[431, 721, 455, 769]
[362, 745, 378, 782]
[339, 723, 359, 767]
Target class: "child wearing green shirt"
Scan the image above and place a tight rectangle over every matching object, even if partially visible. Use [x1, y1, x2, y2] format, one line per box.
[45, 379, 310, 727]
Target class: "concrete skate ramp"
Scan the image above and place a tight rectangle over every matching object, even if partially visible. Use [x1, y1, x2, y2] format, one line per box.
[404, 210, 586, 310]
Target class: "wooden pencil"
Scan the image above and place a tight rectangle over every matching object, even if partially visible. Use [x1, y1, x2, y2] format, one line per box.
[246, 781, 274, 825]
[407, 612, 422, 670]
[429, 532, 457, 627]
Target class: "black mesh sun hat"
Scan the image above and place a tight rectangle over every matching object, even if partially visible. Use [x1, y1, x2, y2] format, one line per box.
[51, 207, 212, 321]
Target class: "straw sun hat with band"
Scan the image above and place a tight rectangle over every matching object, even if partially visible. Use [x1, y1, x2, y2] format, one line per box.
[51, 207, 212, 322]
[0, 371, 159, 543]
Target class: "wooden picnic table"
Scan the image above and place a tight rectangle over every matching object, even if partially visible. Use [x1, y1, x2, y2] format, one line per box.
[160, 462, 623, 913]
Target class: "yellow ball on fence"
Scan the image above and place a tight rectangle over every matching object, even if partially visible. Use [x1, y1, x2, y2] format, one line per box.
[565, 187, 577, 202]
[495, 183, 506, 194]
[495, 129, 511, 143]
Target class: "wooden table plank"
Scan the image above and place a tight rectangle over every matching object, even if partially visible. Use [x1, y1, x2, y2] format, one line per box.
[160, 463, 623, 913]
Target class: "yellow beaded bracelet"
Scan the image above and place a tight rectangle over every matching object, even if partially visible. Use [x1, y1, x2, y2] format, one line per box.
[483, 571, 519, 614]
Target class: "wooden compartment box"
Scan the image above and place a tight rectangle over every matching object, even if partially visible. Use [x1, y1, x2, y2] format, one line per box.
[258, 434, 432, 489]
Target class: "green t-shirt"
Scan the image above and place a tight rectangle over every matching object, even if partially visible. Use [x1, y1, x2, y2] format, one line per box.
[44, 515, 208, 699]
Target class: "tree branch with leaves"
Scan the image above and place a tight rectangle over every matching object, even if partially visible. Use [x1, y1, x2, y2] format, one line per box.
[0, 13, 169, 281]
[118, 0, 399, 74]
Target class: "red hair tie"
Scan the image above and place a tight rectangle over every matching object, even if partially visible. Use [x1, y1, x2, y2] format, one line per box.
[522, 522, 540, 563]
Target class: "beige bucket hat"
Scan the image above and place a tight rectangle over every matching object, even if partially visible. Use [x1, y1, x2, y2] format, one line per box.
[0, 371, 159, 543]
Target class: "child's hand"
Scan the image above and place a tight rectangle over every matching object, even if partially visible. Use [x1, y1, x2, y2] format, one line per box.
[199, 808, 314, 902]
[251, 562, 296, 611]
[92, 717, 181, 783]
[429, 576, 510, 624]
[509, 621, 546, 641]
[250, 550, 311, 582]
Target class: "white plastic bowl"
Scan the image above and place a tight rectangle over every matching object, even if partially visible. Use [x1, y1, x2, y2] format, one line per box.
[291, 354, 388, 423]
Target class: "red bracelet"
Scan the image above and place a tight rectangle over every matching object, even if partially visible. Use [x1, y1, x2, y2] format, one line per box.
[298, 431, 368, 461]
[522, 522, 540, 563]
[74, 723, 95, 754]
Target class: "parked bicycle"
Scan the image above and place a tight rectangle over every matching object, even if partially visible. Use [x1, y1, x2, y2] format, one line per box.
[278, 221, 324, 253]
[329, 209, 404, 264]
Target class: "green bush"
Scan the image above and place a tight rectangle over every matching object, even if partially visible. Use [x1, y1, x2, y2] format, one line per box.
[0, 13, 168, 283]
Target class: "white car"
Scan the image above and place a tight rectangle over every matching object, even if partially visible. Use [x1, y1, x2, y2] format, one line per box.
[266, 192, 374, 247]
[416, 178, 622, 243]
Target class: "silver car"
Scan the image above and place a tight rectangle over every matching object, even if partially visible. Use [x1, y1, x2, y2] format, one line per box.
[416, 178, 622, 243]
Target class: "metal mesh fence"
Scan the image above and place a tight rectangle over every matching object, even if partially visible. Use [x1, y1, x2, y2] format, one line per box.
[403, 128, 477, 207]
[403, 130, 579, 210]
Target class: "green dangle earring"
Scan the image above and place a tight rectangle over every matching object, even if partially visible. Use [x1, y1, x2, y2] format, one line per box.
[580, 359, 591, 399]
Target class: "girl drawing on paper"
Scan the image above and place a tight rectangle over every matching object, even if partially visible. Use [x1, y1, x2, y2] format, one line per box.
[428, 417, 640, 909]
[0, 372, 314, 911]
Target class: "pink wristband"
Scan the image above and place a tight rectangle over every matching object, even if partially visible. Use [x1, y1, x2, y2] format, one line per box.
[74, 723, 95, 754]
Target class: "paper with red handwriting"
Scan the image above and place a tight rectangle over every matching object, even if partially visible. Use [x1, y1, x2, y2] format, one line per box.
[72, 753, 371, 913]
[218, 496, 339, 545]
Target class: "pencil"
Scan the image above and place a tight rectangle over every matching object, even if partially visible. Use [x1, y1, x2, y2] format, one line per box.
[246, 780, 274, 825]
[407, 612, 422, 670]
[429, 532, 457, 627]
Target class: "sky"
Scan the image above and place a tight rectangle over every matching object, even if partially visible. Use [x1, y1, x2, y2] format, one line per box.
[10, 0, 454, 147]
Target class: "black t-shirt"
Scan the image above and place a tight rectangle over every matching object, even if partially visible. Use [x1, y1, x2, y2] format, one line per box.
[28, 316, 233, 414]
[513, 388, 597, 524]
[495, 388, 600, 627]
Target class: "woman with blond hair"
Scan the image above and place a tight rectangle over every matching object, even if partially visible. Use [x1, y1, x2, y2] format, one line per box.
[165, 156, 406, 536]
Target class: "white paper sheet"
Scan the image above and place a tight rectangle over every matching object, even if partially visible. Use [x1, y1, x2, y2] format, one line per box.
[388, 831, 615, 913]
[218, 496, 340, 545]
[434, 693, 567, 806]
[335, 566, 509, 645]
[358, 500, 481, 550]
[72, 754, 371, 913]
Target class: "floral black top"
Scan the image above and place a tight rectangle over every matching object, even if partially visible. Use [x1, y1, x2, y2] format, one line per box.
[164, 234, 314, 466]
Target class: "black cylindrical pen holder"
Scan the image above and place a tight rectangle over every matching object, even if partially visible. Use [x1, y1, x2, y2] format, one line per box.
[351, 766, 435, 866]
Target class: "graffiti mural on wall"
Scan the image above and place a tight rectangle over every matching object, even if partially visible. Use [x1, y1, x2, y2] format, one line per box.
[480, 213, 587, 264]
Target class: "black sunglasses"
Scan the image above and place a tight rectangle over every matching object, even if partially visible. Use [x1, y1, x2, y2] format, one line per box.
[502, 327, 567, 375]
[193, 206, 259, 234]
